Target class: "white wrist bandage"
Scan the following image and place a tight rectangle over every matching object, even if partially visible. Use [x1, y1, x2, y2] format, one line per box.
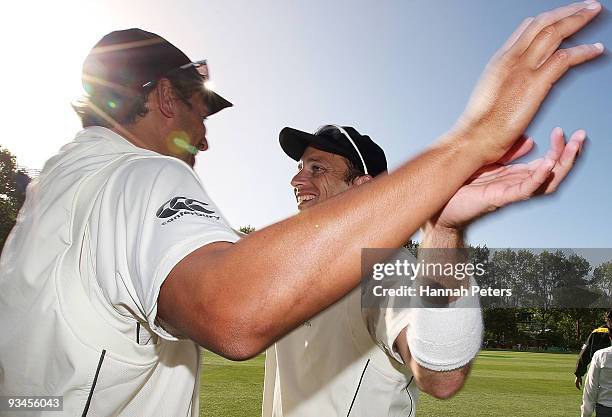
[405, 303, 483, 372]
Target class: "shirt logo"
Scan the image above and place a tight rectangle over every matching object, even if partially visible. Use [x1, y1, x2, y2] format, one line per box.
[156, 196, 220, 225]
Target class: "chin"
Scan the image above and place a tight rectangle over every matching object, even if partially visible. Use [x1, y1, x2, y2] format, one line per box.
[297, 200, 317, 211]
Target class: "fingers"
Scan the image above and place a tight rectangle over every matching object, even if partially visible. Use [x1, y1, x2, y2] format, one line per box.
[482, 128, 586, 208]
[522, 1, 604, 85]
[504, 158, 555, 204]
[508, 1, 600, 58]
[538, 43, 604, 87]
[493, 158, 555, 204]
[497, 135, 535, 164]
[456, 1, 602, 165]
[523, 4, 602, 69]
[542, 129, 586, 193]
[543, 127, 566, 162]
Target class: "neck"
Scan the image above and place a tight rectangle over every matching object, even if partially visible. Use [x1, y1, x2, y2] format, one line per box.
[111, 113, 175, 155]
[111, 122, 194, 167]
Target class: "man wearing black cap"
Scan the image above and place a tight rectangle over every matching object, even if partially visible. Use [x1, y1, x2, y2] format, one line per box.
[576, 311, 612, 390]
[1, 29, 240, 417]
[0, 2, 603, 416]
[263, 122, 589, 417]
[264, 125, 415, 417]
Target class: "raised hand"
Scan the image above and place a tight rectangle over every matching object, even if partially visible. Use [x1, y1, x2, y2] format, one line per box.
[432, 127, 586, 230]
[453, 1, 603, 165]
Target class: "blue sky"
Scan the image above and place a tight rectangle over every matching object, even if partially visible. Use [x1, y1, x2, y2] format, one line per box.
[2, 0, 611, 248]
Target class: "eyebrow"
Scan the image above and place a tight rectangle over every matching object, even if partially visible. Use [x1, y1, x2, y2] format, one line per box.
[302, 156, 324, 164]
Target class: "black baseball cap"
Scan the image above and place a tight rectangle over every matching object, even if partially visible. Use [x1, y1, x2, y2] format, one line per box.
[82, 28, 232, 116]
[279, 125, 387, 177]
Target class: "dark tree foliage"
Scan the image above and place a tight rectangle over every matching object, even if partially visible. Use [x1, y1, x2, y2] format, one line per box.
[0, 146, 30, 252]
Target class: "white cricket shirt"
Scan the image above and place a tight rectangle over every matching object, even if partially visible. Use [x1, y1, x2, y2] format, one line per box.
[262, 289, 418, 417]
[0, 127, 239, 416]
[582, 346, 612, 417]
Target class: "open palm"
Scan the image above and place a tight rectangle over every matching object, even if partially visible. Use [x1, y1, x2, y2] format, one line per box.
[435, 127, 586, 230]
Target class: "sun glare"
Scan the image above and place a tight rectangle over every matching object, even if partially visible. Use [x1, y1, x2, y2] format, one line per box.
[2, 1, 113, 169]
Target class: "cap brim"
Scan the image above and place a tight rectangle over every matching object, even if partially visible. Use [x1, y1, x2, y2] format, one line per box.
[279, 127, 350, 161]
[206, 90, 232, 116]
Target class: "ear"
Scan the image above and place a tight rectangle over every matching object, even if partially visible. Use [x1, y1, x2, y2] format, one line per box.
[352, 175, 373, 186]
[155, 78, 177, 118]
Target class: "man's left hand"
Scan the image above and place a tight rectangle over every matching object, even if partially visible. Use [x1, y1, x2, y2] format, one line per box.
[575, 375, 583, 390]
[431, 127, 585, 230]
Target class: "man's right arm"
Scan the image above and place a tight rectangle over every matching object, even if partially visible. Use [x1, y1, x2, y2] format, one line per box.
[158, 1, 603, 361]
[576, 332, 596, 381]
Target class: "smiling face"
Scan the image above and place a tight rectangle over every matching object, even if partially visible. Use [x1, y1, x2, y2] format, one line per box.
[291, 146, 355, 210]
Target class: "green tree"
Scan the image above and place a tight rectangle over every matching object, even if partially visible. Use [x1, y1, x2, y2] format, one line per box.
[593, 261, 612, 298]
[0, 146, 30, 252]
[483, 307, 520, 343]
[239, 225, 256, 235]
[552, 308, 605, 349]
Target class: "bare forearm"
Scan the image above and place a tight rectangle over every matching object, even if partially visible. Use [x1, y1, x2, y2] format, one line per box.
[188, 132, 484, 352]
[421, 223, 465, 249]
[396, 327, 472, 399]
[394, 224, 473, 398]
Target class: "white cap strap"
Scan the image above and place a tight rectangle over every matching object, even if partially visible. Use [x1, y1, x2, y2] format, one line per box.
[314, 124, 369, 176]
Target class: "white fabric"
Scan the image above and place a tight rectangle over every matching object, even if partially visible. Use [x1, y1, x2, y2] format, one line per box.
[0, 127, 239, 416]
[262, 289, 418, 417]
[582, 346, 612, 417]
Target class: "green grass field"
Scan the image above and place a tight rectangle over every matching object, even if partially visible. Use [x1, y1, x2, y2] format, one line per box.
[199, 350, 583, 417]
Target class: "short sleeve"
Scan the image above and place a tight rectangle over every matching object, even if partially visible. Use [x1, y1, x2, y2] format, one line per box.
[90, 157, 239, 340]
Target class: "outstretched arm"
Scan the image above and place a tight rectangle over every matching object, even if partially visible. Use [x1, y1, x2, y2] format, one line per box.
[158, 1, 603, 360]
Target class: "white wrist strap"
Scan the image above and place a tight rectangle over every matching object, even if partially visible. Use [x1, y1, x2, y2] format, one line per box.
[406, 304, 483, 372]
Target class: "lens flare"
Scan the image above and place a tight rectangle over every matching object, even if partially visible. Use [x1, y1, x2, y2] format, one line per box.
[170, 132, 198, 155]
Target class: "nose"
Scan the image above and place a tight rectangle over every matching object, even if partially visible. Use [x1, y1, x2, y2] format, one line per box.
[291, 168, 310, 189]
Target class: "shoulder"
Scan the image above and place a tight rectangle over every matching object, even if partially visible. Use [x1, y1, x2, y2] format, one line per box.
[594, 345, 612, 359]
[94, 156, 217, 222]
[591, 348, 608, 364]
[102, 156, 203, 196]
[118, 155, 196, 179]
